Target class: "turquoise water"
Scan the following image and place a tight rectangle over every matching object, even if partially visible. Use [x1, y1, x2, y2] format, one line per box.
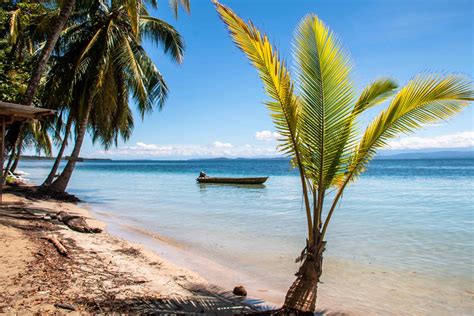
[18, 158, 474, 314]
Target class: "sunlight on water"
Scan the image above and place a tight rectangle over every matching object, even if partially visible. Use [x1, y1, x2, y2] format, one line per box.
[19, 158, 474, 314]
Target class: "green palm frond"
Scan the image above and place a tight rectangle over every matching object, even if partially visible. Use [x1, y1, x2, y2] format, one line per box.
[214, 0, 314, 241]
[139, 15, 184, 63]
[214, 1, 299, 159]
[293, 14, 355, 190]
[354, 78, 398, 114]
[214, 2, 472, 248]
[349, 73, 473, 181]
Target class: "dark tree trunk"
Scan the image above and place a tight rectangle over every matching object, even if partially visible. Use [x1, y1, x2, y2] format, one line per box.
[5, 149, 15, 173]
[5, 0, 77, 152]
[43, 114, 73, 186]
[282, 244, 325, 313]
[49, 99, 92, 192]
[10, 143, 22, 173]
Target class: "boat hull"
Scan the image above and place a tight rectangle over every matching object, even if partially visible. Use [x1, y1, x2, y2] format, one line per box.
[197, 177, 268, 184]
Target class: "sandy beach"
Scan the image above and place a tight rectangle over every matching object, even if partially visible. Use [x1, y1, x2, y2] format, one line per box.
[0, 187, 262, 315]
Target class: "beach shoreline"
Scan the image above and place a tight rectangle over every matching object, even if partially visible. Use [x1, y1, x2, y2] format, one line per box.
[0, 187, 263, 314]
[2, 181, 473, 315]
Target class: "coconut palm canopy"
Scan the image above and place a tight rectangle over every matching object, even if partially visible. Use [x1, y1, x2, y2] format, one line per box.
[213, 1, 472, 312]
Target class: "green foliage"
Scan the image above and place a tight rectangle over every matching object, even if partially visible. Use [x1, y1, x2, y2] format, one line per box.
[0, 1, 49, 103]
[214, 1, 473, 247]
[43, 0, 184, 149]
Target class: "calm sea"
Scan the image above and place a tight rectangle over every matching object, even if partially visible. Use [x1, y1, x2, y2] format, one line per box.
[18, 158, 474, 314]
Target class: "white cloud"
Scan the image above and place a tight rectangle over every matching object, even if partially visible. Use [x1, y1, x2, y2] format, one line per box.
[213, 141, 233, 148]
[255, 130, 281, 141]
[387, 131, 474, 150]
[135, 142, 159, 150]
[93, 132, 473, 159]
[96, 141, 279, 159]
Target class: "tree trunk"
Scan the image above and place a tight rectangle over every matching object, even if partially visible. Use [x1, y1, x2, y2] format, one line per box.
[23, 0, 76, 107]
[282, 244, 325, 313]
[5, 0, 77, 152]
[5, 149, 15, 173]
[49, 100, 92, 192]
[43, 114, 73, 186]
[9, 136, 23, 173]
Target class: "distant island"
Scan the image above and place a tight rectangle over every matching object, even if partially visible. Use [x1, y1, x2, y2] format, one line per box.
[21, 150, 474, 162]
[377, 150, 474, 160]
[21, 155, 112, 162]
[188, 150, 474, 161]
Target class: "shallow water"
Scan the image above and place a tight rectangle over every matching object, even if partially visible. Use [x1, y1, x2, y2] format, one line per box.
[19, 158, 474, 314]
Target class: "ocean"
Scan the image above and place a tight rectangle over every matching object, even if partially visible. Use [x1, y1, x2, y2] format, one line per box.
[18, 158, 474, 315]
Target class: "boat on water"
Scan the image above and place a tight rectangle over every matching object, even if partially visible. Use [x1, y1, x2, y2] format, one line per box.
[197, 176, 268, 185]
[196, 171, 268, 185]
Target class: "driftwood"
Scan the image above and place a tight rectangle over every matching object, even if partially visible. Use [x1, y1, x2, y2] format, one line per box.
[55, 211, 102, 233]
[42, 235, 68, 257]
[54, 303, 76, 311]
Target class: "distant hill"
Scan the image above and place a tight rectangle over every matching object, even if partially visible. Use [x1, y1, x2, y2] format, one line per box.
[378, 150, 474, 160]
[21, 155, 112, 162]
[189, 150, 474, 161]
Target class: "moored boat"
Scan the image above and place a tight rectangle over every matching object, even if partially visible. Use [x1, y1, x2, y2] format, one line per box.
[197, 176, 268, 184]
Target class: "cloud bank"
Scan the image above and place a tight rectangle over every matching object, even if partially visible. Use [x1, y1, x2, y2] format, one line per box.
[93, 131, 473, 159]
[387, 131, 474, 150]
[96, 141, 278, 159]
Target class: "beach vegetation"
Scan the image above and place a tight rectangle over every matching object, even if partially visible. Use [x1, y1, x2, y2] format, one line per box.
[213, 1, 473, 312]
[1, 0, 189, 191]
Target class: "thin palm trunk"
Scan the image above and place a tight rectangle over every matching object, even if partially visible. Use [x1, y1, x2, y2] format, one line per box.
[283, 243, 325, 312]
[49, 98, 92, 192]
[43, 114, 73, 186]
[9, 140, 22, 173]
[5, 149, 15, 173]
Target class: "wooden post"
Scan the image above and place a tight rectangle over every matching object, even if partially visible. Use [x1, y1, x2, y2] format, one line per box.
[1, 116, 5, 205]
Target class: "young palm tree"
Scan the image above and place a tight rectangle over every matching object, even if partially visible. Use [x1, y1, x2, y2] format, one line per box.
[213, 2, 473, 313]
[47, 2, 184, 192]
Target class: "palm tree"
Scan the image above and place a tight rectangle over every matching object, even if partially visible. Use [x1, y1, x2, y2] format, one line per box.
[7, 119, 52, 173]
[213, 2, 473, 313]
[47, 2, 184, 192]
[42, 111, 73, 185]
[3, 0, 78, 154]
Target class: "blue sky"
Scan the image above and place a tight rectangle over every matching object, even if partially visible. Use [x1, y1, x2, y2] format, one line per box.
[82, 0, 472, 159]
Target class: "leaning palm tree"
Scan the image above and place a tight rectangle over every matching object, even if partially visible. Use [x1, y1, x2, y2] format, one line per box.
[47, 1, 184, 192]
[213, 1, 473, 313]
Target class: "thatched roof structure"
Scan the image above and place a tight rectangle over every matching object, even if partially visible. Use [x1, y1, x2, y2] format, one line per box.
[0, 101, 55, 123]
[1, 101, 56, 204]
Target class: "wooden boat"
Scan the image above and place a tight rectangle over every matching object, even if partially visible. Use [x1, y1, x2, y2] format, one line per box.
[197, 176, 268, 184]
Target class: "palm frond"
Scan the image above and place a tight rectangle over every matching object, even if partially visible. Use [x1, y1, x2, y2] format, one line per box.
[139, 15, 184, 63]
[214, 0, 314, 241]
[349, 73, 473, 180]
[293, 14, 355, 190]
[354, 78, 398, 114]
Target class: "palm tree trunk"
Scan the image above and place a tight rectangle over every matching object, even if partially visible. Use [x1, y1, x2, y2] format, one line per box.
[5, 0, 76, 152]
[5, 149, 15, 174]
[10, 141, 22, 173]
[282, 244, 325, 313]
[43, 114, 73, 186]
[49, 99, 92, 192]
[23, 0, 76, 106]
